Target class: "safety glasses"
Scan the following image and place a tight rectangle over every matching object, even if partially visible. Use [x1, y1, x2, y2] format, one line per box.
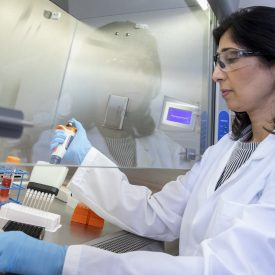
[214, 48, 263, 72]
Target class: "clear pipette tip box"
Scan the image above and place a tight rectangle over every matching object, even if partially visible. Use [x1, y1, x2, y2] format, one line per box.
[0, 202, 61, 232]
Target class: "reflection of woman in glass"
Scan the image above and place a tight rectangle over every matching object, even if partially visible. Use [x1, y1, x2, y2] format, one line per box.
[72, 21, 189, 168]
[84, 21, 162, 168]
[34, 21, 189, 168]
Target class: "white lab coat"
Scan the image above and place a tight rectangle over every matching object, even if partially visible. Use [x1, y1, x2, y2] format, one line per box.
[64, 133, 275, 274]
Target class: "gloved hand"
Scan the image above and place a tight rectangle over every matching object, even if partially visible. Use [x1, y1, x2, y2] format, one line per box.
[0, 231, 67, 275]
[50, 118, 92, 165]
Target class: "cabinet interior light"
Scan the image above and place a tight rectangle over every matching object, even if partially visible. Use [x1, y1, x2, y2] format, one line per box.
[196, 0, 208, 10]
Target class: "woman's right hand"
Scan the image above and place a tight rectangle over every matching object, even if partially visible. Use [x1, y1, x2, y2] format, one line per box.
[50, 118, 92, 165]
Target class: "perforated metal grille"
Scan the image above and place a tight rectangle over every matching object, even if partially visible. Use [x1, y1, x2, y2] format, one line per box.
[90, 232, 154, 253]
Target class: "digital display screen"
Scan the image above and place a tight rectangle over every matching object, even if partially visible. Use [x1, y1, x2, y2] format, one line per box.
[167, 107, 192, 125]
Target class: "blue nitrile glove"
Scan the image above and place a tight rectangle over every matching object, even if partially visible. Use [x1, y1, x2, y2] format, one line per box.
[0, 231, 67, 275]
[50, 118, 92, 165]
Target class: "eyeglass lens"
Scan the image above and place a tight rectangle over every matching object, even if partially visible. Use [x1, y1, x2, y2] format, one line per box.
[214, 49, 261, 72]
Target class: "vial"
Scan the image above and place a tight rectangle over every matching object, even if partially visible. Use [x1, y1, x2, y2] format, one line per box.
[0, 156, 21, 202]
[50, 121, 77, 164]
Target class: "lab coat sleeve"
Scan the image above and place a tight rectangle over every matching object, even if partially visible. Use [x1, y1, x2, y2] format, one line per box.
[68, 147, 204, 241]
[63, 245, 204, 275]
[62, 206, 275, 275]
[64, 170, 275, 275]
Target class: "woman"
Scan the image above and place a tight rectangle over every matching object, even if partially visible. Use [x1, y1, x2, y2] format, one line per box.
[1, 6, 275, 275]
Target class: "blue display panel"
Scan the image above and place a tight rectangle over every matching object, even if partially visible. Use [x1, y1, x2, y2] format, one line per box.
[218, 111, 229, 140]
[167, 107, 192, 125]
[160, 99, 198, 130]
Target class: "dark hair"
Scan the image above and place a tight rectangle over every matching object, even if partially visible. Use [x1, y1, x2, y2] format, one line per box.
[213, 6, 275, 140]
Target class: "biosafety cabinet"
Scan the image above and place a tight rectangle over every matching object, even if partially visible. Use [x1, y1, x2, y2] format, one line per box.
[1, 0, 274, 258]
[0, 0, 241, 188]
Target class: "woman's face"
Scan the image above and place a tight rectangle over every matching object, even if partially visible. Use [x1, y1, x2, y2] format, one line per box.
[212, 30, 275, 116]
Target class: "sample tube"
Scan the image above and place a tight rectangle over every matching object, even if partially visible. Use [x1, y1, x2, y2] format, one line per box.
[0, 156, 21, 202]
[50, 120, 77, 164]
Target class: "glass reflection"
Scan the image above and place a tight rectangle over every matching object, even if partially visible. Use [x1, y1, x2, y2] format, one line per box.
[33, 21, 190, 168]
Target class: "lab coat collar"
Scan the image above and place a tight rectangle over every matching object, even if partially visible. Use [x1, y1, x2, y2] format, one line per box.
[210, 133, 275, 199]
[249, 133, 275, 159]
[205, 133, 275, 198]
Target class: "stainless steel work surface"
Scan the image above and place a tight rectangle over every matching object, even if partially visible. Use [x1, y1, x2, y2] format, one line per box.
[0, 197, 178, 255]
[0, 197, 121, 246]
[40, 198, 122, 245]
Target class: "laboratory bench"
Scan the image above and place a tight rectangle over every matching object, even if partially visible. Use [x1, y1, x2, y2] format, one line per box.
[0, 196, 179, 255]
[0, 167, 183, 254]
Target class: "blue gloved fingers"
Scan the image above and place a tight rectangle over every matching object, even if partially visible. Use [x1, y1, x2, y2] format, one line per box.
[49, 118, 92, 165]
[0, 231, 67, 275]
[50, 137, 67, 151]
[61, 118, 92, 165]
[52, 130, 67, 140]
[70, 118, 86, 133]
[50, 130, 67, 151]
